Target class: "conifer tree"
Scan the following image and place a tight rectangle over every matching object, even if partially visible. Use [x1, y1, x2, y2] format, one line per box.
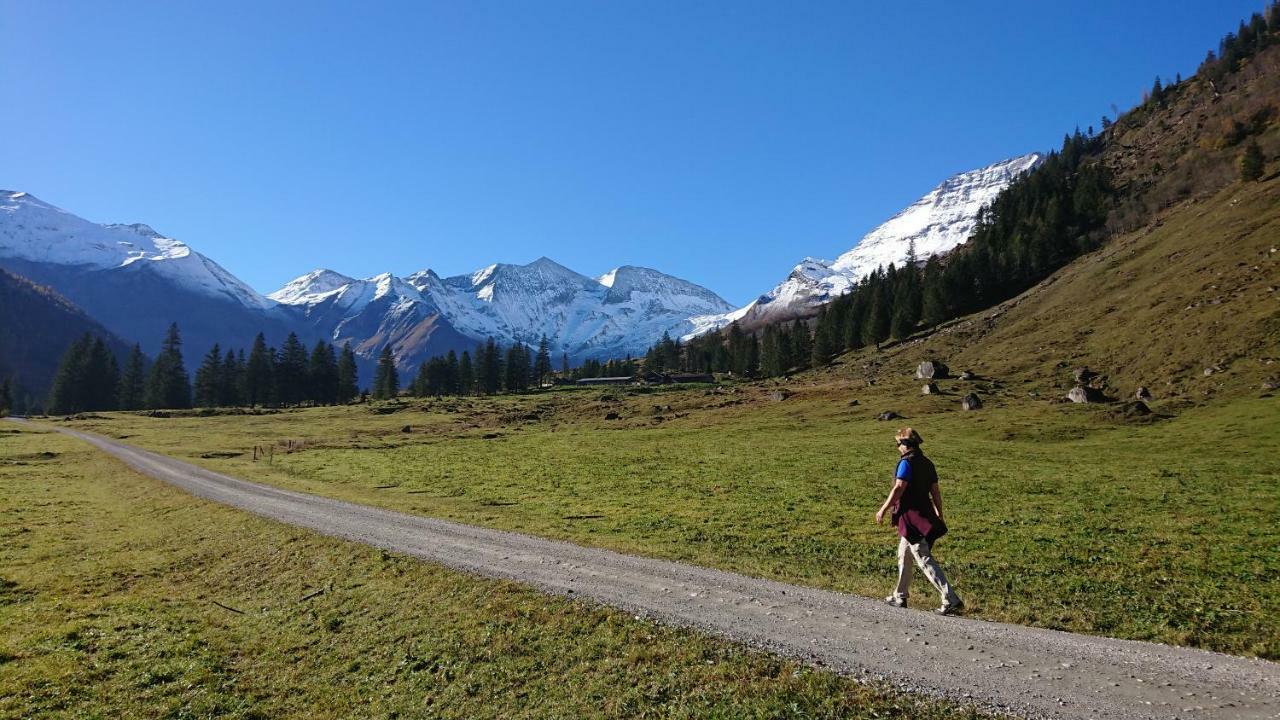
[811, 310, 838, 367]
[789, 319, 812, 370]
[560, 351, 570, 375]
[336, 342, 359, 403]
[458, 350, 474, 395]
[372, 345, 398, 399]
[534, 335, 552, 387]
[0, 378, 11, 417]
[760, 325, 781, 377]
[307, 341, 339, 405]
[275, 333, 309, 406]
[118, 344, 146, 411]
[47, 334, 91, 414]
[445, 350, 460, 394]
[193, 344, 224, 408]
[1241, 140, 1265, 181]
[245, 333, 274, 406]
[145, 323, 191, 410]
[411, 361, 430, 397]
[480, 338, 502, 394]
[86, 337, 119, 411]
[218, 348, 243, 407]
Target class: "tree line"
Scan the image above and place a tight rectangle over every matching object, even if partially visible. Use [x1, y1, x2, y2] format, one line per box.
[45, 323, 362, 414]
[398, 334, 635, 398]
[646, 129, 1113, 378]
[1198, 1, 1280, 85]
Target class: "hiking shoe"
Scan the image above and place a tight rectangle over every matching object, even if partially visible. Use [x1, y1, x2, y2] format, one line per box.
[884, 596, 906, 608]
[934, 600, 964, 616]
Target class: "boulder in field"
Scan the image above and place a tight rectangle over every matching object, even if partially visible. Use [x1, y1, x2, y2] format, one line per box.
[960, 370, 976, 381]
[1067, 385, 1107, 403]
[1135, 387, 1152, 400]
[400, 425, 412, 433]
[769, 390, 790, 402]
[916, 360, 950, 380]
[921, 382, 940, 395]
[1073, 366, 1096, 383]
[961, 393, 983, 411]
[876, 411, 901, 421]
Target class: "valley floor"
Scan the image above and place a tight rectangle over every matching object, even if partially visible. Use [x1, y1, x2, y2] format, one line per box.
[53, 375, 1280, 661]
[0, 421, 977, 719]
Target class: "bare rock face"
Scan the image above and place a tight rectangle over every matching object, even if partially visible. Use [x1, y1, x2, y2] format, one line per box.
[1067, 385, 1107, 403]
[922, 382, 940, 395]
[916, 360, 950, 380]
[1136, 386, 1152, 400]
[876, 411, 902, 421]
[961, 393, 983, 411]
[1073, 366, 1097, 383]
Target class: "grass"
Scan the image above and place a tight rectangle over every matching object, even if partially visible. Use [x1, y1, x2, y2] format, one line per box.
[56, 380, 1280, 661]
[0, 422, 982, 719]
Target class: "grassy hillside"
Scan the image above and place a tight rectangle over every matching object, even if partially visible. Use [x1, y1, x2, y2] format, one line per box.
[876, 170, 1280, 405]
[0, 422, 979, 719]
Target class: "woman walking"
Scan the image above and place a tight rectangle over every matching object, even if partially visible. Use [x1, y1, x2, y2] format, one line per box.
[874, 427, 963, 615]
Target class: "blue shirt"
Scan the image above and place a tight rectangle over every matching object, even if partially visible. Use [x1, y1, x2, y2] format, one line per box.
[896, 458, 912, 481]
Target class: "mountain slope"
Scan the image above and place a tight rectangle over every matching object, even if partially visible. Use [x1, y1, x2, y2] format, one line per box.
[0, 267, 135, 406]
[688, 153, 1042, 336]
[0, 191, 305, 368]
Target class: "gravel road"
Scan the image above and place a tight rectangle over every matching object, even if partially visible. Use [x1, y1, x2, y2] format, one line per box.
[25, 421, 1280, 719]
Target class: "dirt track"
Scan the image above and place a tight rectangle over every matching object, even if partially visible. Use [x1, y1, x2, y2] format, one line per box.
[26, 421, 1280, 719]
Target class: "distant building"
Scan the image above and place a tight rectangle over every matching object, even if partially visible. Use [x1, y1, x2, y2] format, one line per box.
[575, 376, 634, 386]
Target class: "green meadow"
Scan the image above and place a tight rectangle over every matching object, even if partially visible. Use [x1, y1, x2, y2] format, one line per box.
[0, 422, 983, 719]
[59, 374, 1280, 660]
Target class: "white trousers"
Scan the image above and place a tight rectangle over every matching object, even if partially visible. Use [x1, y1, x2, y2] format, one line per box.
[892, 535, 960, 605]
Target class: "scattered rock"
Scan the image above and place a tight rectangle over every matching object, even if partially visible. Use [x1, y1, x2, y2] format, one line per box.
[1203, 364, 1224, 376]
[921, 382, 940, 395]
[1119, 400, 1151, 416]
[1067, 386, 1107, 404]
[915, 360, 950, 380]
[847, 399, 860, 406]
[769, 391, 791, 402]
[604, 411, 620, 420]
[876, 411, 902, 421]
[1135, 387, 1152, 401]
[1073, 367, 1097, 383]
[400, 425, 412, 433]
[960, 370, 976, 381]
[961, 393, 983, 411]
[1263, 378, 1280, 390]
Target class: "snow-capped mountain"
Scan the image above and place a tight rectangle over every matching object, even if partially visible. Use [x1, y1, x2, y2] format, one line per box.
[271, 258, 734, 368]
[0, 190, 304, 366]
[0, 188, 730, 373]
[686, 153, 1043, 336]
[0, 191, 270, 310]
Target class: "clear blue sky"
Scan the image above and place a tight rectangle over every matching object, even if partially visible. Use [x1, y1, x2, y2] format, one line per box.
[1, 1, 1262, 306]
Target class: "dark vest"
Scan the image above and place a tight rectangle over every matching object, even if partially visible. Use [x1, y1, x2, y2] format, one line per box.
[894, 450, 946, 543]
